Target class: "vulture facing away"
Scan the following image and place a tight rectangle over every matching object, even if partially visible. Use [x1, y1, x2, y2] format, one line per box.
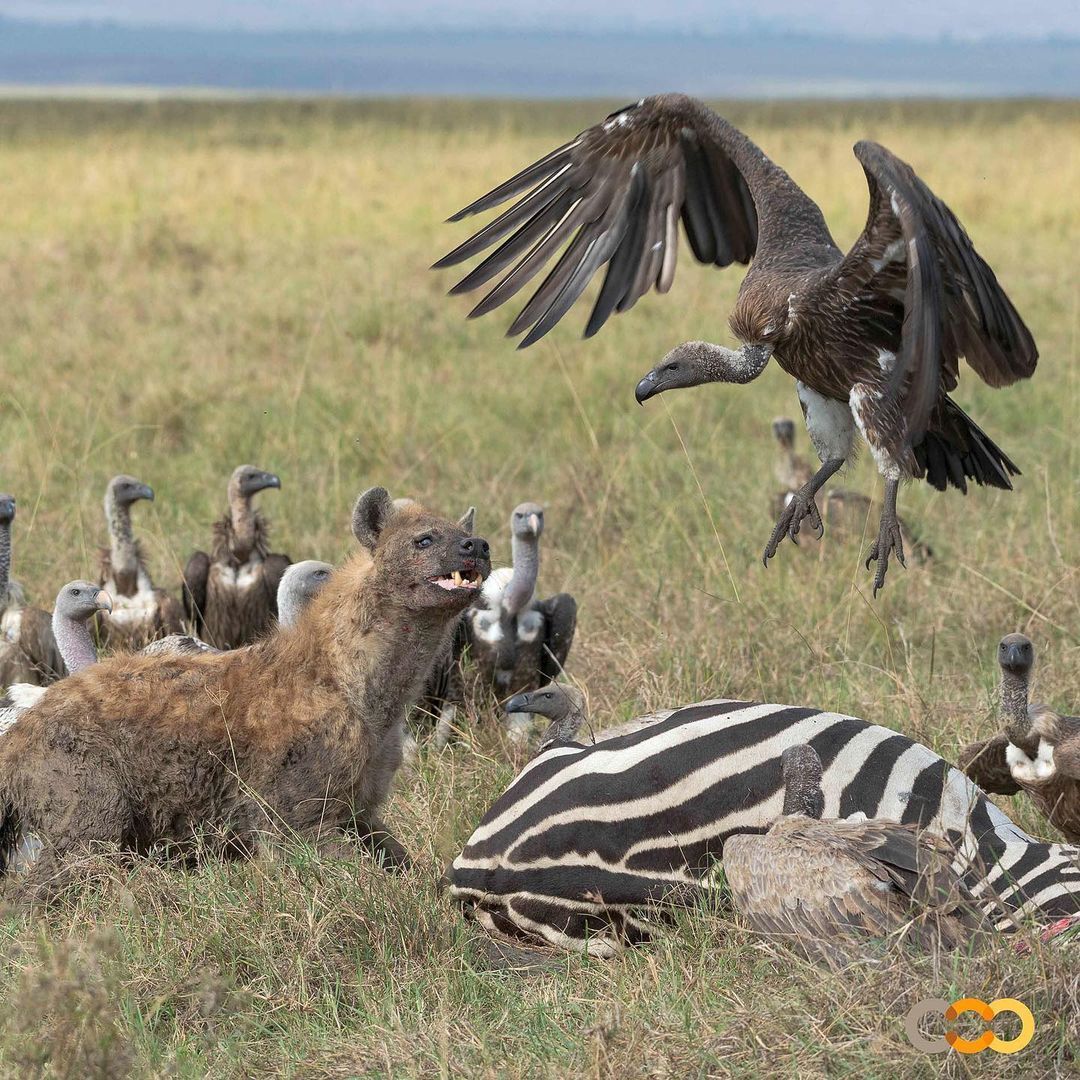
[183, 464, 291, 649]
[437, 94, 1037, 594]
[723, 745, 990, 964]
[958, 634, 1080, 843]
[0, 494, 63, 687]
[96, 475, 184, 649]
[466, 503, 577, 743]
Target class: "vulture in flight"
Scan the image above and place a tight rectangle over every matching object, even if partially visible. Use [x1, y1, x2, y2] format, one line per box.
[97, 474, 185, 649]
[0, 494, 63, 687]
[182, 464, 290, 649]
[723, 745, 990, 964]
[436, 94, 1037, 594]
[466, 502, 577, 744]
[958, 634, 1080, 843]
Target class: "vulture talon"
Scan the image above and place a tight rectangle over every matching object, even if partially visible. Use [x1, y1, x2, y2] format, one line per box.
[865, 480, 906, 597]
[763, 484, 824, 565]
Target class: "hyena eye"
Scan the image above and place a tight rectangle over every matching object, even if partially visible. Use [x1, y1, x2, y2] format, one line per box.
[415, 535, 433, 549]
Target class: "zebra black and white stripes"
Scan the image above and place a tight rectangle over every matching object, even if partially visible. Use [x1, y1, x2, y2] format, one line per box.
[449, 699, 1080, 955]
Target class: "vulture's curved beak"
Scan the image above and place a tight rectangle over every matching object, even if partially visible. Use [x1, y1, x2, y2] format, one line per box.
[95, 589, 114, 614]
[1001, 641, 1031, 671]
[260, 472, 282, 492]
[635, 368, 662, 405]
[505, 691, 532, 714]
[527, 513, 541, 535]
[136, 483, 155, 503]
[0, 495, 14, 523]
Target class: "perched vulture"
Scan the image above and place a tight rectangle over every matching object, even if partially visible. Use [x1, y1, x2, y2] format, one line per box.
[182, 464, 290, 649]
[466, 502, 577, 743]
[437, 94, 1037, 594]
[958, 634, 1080, 842]
[276, 561, 334, 629]
[723, 745, 990, 964]
[769, 419, 932, 563]
[96, 475, 184, 649]
[0, 494, 63, 687]
[0, 580, 112, 733]
[505, 681, 589, 752]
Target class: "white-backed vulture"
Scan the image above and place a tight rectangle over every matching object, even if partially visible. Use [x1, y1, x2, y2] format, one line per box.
[0, 494, 63, 687]
[438, 94, 1037, 594]
[466, 502, 577, 743]
[505, 681, 589, 752]
[276, 560, 333, 629]
[182, 464, 291, 649]
[958, 634, 1080, 842]
[723, 745, 990, 964]
[96, 475, 184, 649]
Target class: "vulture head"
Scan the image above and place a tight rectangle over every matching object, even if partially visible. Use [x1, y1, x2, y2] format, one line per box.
[635, 340, 773, 403]
[779, 744, 826, 820]
[506, 682, 587, 751]
[56, 580, 113, 623]
[277, 560, 333, 628]
[998, 633, 1035, 679]
[106, 475, 154, 510]
[771, 417, 796, 449]
[351, 487, 490, 613]
[0, 494, 14, 526]
[510, 502, 544, 542]
[230, 464, 282, 501]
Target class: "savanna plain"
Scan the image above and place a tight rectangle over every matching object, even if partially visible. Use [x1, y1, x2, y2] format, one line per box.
[0, 97, 1077, 1078]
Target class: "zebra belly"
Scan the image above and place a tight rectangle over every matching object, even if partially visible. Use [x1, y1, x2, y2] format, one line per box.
[450, 699, 1080, 953]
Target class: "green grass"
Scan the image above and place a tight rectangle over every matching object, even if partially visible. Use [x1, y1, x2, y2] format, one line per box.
[0, 97, 1077, 1077]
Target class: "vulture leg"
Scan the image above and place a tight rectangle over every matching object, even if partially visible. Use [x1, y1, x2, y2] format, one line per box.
[864, 478, 906, 597]
[762, 457, 844, 565]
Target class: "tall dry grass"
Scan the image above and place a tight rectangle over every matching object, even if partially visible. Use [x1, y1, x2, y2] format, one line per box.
[0, 98, 1077, 1076]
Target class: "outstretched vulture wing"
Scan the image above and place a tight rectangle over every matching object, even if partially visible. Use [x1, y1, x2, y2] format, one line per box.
[182, 551, 211, 636]
[832, 141, 1037, 459]
[434, 94, 758, 347]
[537, 593, 577, 681]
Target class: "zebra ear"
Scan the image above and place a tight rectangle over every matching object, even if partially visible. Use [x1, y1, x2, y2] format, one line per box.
[458, 506, 476, 535]
[352, 487, 393, 551]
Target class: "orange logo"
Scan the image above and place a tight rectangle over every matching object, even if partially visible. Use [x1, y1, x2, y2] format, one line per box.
[904, 997, 1034, 1055]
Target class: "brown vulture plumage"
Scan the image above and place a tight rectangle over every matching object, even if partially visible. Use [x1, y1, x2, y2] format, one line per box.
[437, 94, 1037, 594]
[723, 745, 990, 964]
[182, 465, 290, 650]
[958, 634, 1080, 842]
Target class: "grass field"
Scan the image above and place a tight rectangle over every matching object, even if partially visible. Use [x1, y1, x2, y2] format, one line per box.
[0, 97, 1078, 1077]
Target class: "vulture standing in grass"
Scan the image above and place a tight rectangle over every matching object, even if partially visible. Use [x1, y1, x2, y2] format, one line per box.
[770, 418, 932, 563]
[97, 475, 184, 649]
[183, 464, 290, 649]
[958, 634, 1080, 842]
[505, 681, 589, 752]
[437, 94, 1037, 595]
[466, 503, 577, 742]
[0, 494, 63, 687]
[723, 745, 990, 964]
[0, 581, 112, 733]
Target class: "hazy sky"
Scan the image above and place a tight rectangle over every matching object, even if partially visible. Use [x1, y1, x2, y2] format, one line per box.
[2, 0, 1078, 39]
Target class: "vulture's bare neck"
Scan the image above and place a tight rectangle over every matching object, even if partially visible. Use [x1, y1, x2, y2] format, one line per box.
[0, 520, 10, 600]
[503, 534, 539, 616]
[1001, 669, 1037, 754]
[52, 609, 96, 674]
[228, 490, 258, 559]
[106, 495, 140, 580]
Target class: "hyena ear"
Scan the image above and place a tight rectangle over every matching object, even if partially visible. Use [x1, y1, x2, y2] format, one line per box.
[352, 487, 394, 551]
[458, 506, 476, 535]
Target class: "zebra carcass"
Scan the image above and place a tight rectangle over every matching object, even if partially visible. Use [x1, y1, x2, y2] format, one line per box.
[448, 698, 1080, 955]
